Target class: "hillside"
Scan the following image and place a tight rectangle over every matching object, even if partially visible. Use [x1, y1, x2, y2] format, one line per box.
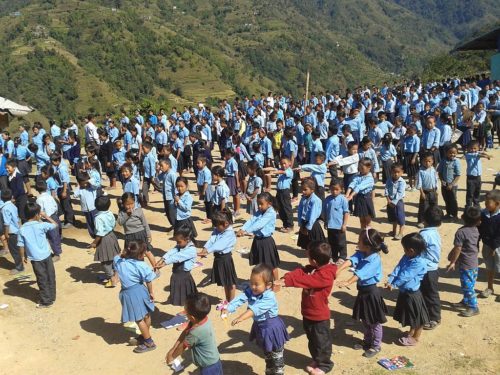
[0, 0, 498, 123]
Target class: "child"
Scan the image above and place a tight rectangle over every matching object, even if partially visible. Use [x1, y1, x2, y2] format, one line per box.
[35, 180, 62, 262]
[437, 143, 461, 220]
[338, 141, 359, 198]
[73, 172, 98, 239]
[17, 202, 58, 308]
[478, 189, 500, 301]
[386, 233, 430, 346]
[89, 195, 121, 287]
[14, 136, 32, 195]
[324, 179, 350, 263]
[282, 242, 336, 373]
[1, 189, 23, 274]
[113, 139, 126, 183]
[385, 163, 406, 240]
[141, 141, 157, 206]
[166, 293, 223, 374]
[336, 229, 389, 357]
[6, 159, 28, 223]
[272, 156, 294, 233]
[196, 156, 213, 222]
[117, 192, 155, 266]
[358, 136, 380, 178]
[121, 164, 141, 208]
[297, 178, 325, 250]
[224, 148, 240, 216]
[209, 166, 230, 223]
[156, 225, 198, 306]
[379, 133, 396, 184]
[464, 140, 491, 208]
[416, 152, 438, 228]
[419, 206, 443, 330]
[114, 240, 156, 353]
[238, 192, 280, 281]
[299, 152, 328, 201]
[173, 177, 198, 240]
[245, 160, 263, 215]
[223, 264, 289, 375]
[446, 206, 482, 317]
[157, 158, 177, 230]
[346, 158, 375, 229]
[402, 125, 420, 191]
[51, 153, 75, 228]
[198, 209, 237, 302]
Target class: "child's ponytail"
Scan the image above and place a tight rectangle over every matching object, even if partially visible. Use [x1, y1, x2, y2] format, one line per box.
[361, 228, 388, 254]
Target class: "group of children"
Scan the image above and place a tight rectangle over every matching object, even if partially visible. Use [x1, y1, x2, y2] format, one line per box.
[2, 75, 500, 374]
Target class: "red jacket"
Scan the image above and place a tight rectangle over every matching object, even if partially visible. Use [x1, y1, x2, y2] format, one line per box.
[283, 263, 337, 321]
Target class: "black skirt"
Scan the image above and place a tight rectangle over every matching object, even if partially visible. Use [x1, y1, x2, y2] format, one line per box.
[352, 284, 388, 325]
[393, 290, 430, 328]
[238, 159, 248, 180]
[125, 230, 153, 252]
[250, 236, 280, 268]
[403, 152, 419, 177]
[175, 217, 198, 238]
[297, 220, 325, 249]
[17, 160, 30, 178]
[353, 193, 375, 218]
[168, 264, 198, 306]
[211, 252, 238, 286]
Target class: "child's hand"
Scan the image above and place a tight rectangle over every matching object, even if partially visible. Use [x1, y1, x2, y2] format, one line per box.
[149, 291, 155, 302]
[341, 225, 347, 233]
[346, 195, 353, 201]
[299, 227, 308, 235]
[385, 283, 393, 291]
[198, 249, 208, 257]
[147, 236, 152, 243]
[231, 317, 243, 326]
[166, 349, 174, 365]
[446, 262, 455, 272]
[447, 184, 453, 191]
[236, 229, 245, 237]
[336, 280, 349, 289]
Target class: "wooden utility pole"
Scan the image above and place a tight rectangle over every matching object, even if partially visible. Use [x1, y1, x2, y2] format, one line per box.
[305, 70, 310, 102]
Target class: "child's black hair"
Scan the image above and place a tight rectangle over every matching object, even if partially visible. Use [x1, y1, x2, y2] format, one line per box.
[401, 233, 426, 255]
[6, 159, 17, 168]
[77, 171, 91, 183]
[142, 141, 153, 150]
[95, 195, 111, 212]
[301, 176, 316, 190]
[24, 202, 41, 220]
[391, 162, 404, 171]
[359, 157, 373, 169]
[120, 192, 135, 205]
[185, 292, 211, 321]
[360, 228, 389, 254]
[462, 206, 481, 227]
[41, 165, 54, 177]
[225, 148, 235, 157]
[444, 142, 458, 153]
[251, 263, 274, 284]
[314, 151, 326, 162]
[347, 141, 357, 150]
[257, 191, 276, 209]
[50, 152, 62, 163]
[360, 136, 372, 147]
[329, 178, 342, 188]
[485, 189, 500, 203]
[307, 241, 332, 266]
[1, 189, 12, 202]
[121, 240, 147, 260]
[421, 151, 434, 163]
[176, 176, 189, 187]
[174, 224, 192, 241]
[212, 208, 233, 226]
[423, 206, 443, 227]
[35, 179, 48, 193]
[28, 143, 39, 154]
[246, 160, 264, 179]
[211, 165, 225, 178]
[252, 142, 261, 153]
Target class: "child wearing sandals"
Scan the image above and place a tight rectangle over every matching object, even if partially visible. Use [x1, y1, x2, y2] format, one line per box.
[297, 177, 326, 250]
[346, 158, 375, 229]
[336, 228, 389, 358]
[166, 293, 223, 374]
[237, 192, 280, 281]
[198, 209, 237, 303]
[386, 233, 430, 347]
[89, 195, 121, 287]
[174, 177, 198, 240]
[156, 225, 198, 306]
[208, 166, 230, 223]
[222, 264, 289, 375]
[282, 242, 337, 374]
[114, 240, 157, 353]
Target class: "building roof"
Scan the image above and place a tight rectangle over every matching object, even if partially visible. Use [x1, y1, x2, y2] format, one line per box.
[454, 26, 500, 52]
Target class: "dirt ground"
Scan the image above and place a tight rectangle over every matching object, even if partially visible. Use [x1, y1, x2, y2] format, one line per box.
[1, 151, 499, 375]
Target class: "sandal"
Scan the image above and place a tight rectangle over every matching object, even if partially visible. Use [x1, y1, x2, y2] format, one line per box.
[423, 320, 440, 330]
[479, 288, 493, 298]
[398, 336, 418, 346]
[362, 347, 381, 358]
[133, 341, 156, 353]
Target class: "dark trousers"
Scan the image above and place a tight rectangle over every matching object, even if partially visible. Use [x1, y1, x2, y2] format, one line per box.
[303, 318, 333, 373]
[292, 170, 300, 198]
[204, 201, 213, 220]
[328, 165, 338, 179]
[417, 190, 438, 224]
[420, 270, 441, 322]
[441, 185, 458, 217]
[32, 255, 56, 306]
[328, 229, 347, 260]
[8, 234, 24, 271]
[276, 189, 293, 228]
[465, 176, 481, 208]
[0, 175, 9, 192]
[102, 261, 114, 278]
[15, 194, 28, 223]
[163, 199, 177, 227]
[58, 192, 75, 225]
[84, 210, 98, 239]
[46, 215, 62, 255]
[142, 177, 152, 204]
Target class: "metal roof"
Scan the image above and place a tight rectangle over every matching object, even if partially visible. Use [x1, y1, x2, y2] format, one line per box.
[453, 26, 500, 52]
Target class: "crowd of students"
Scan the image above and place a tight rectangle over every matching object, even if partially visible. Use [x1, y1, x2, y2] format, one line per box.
[1, 74, 499, 375]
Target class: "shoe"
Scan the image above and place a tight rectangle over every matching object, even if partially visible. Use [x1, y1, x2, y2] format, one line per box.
[459, 307, 479, 317]
[9, 269, 24, 275]
[423, 320, 440, 330]
[354, 341, 370, 350]
[393, 234, 403, 240]
[133, 341, 156, 353]
[104, 279, 116, 288]
[52, 255, 61, 262]
[215, 300, 229, 311]
[36, 303, 53, 309]
[417, 223, 424, 229]
[479, 288, 493, 298]
[451, 301, 467, 311]
[62, 223, 74, 229]
[362, 347, 381, 358]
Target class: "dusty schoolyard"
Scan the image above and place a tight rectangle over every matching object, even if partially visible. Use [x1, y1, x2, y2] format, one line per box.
[1, 152, 499, 375]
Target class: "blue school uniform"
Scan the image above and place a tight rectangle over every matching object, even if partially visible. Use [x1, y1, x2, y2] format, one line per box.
[95, 210, 116, 237]
[388, 255, 427, 292]
[403, 134, 420, 153]
[2, 201, 20, 234]
[438, 158, 461, 184]
[465, 152, 482, 176]
[325, 135, 340, 162]
[350, 251, 383, 286]
[20, 130, 29, 146]
[301, 163, 327, 188]
[246, 176, 262, 214]
[212, 181, 230, 207]
[89, 169, 101, 189]
[34, 150, 50, 175]
[46, 176, 60, 194]
[298, 193, 322, 230]
[123, 177, 141, 207]
[422, 128, 441, 150]
[385, 177, 406, 225]
[168, 154, 178, 174]
[324, 194, 349, 229]
[108, 127, 119, 142]
[225, 157, 238, 177]
[419, 227, 441, 272]
[196, 166, 212, 201]
[143, 152, 156, 179]
[276, 168, 293, 190]
[114, 255, 156, 322]
[205, 227, 236, 255]
[113, 148, 126, 169]
[359, 148, 380, 172]
[349, 174, 374, 194]
[36, 192, 58, 217]
[17, 221, 56, 261]
[163, 242, 197, 272]
[242, 207, 276, 237]
[380, 144, 396, 161]
[254, 152, 265, 168]
[416, 167, 438, 190]
[310, 139, 324, 163]
[155, 130, 168, 146]
[161, 170, 177, 201]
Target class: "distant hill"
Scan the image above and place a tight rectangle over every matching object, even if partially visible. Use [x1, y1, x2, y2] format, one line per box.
[0, 0, 498, 123]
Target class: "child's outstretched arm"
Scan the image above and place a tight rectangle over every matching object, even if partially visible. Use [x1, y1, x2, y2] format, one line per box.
[231, 309, 254, 326]
[166, 329, 189, 364]
[446, 245, 462, 272]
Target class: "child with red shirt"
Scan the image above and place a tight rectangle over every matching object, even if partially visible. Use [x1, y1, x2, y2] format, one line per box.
[282, 241, 337, 375]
